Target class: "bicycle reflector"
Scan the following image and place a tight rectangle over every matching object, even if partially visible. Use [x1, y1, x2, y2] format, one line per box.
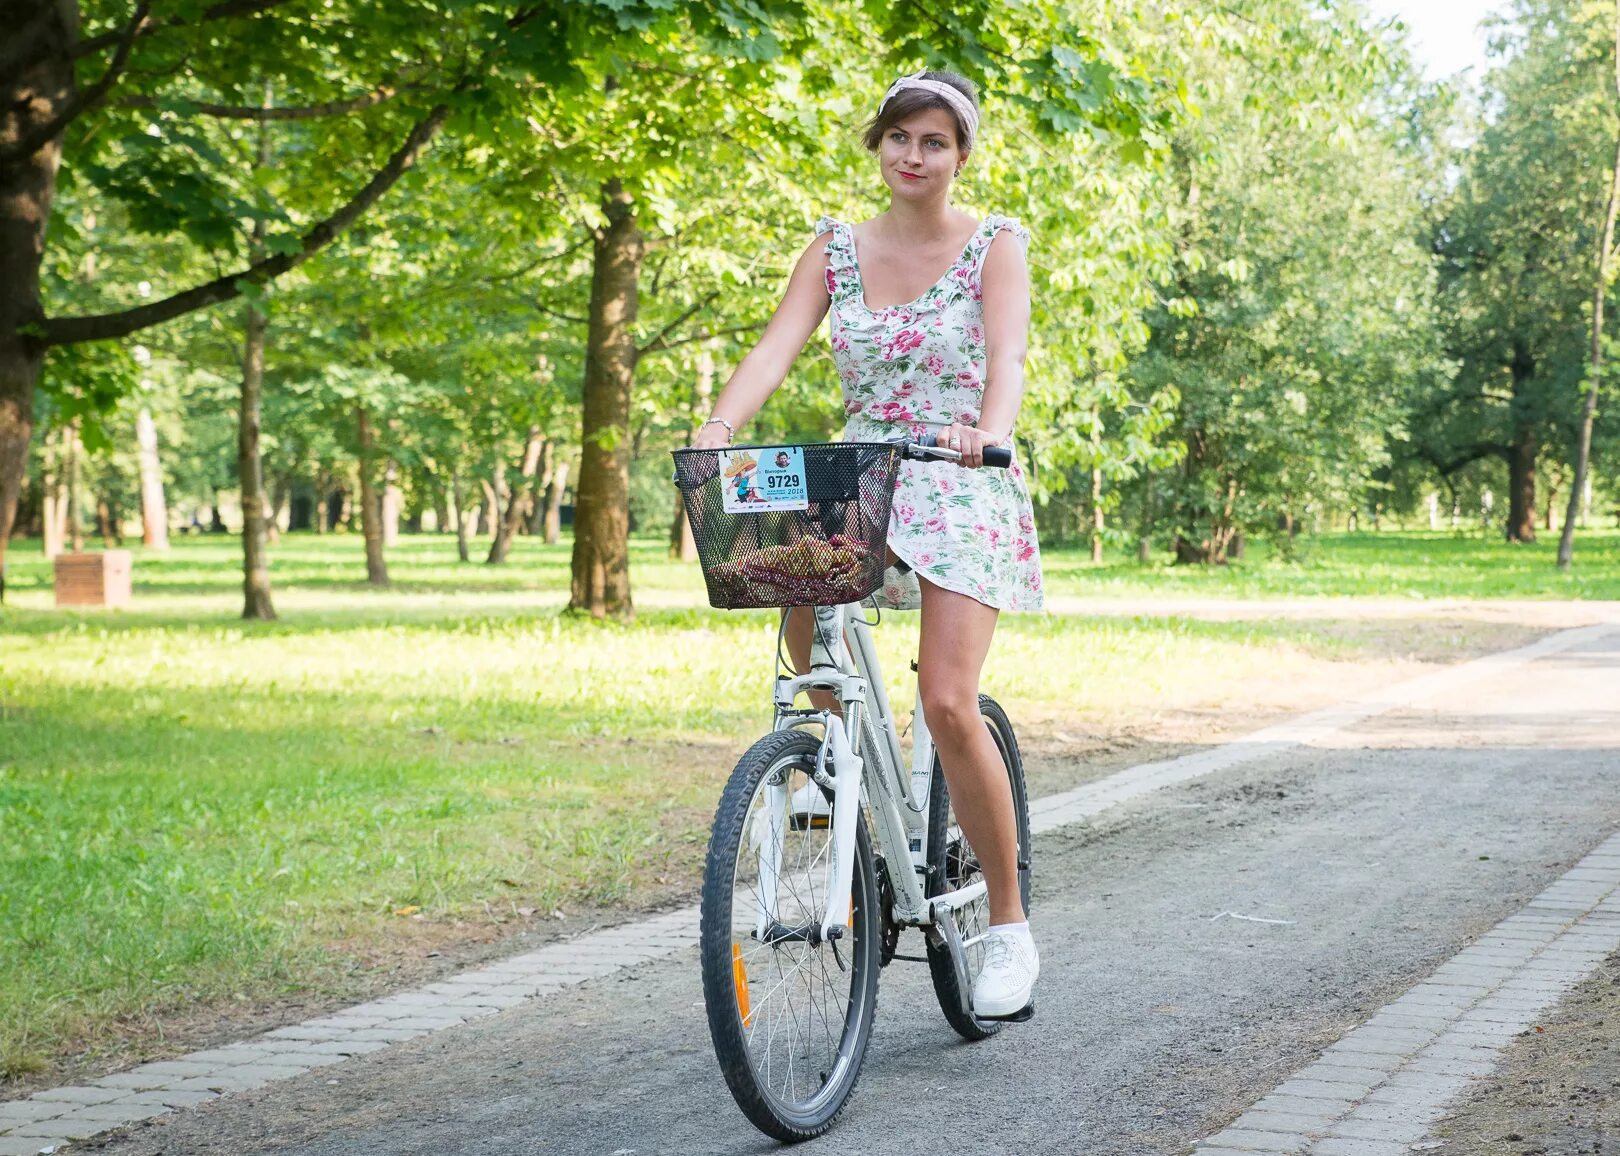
[732, 943, 753, 1028]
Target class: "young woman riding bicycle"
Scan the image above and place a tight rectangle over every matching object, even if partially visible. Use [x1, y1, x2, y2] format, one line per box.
[691, 68, 1044, 1018]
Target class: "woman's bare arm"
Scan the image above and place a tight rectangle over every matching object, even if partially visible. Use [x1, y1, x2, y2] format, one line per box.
[692, 234, 834, 449]
[976, 230, 1031, 444]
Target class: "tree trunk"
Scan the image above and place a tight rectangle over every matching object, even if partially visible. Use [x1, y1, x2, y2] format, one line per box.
[569, 178, 643, 619]
[136, 408, 170, 548]
[96, 494, 115, 546]
[65, 419, 83, 552]
[544, 459, 567, 545]
[237, 86, 276, 619]
[1505, 424, 1537, 544]
[356, 406, 388, 585]
[488, 425, 543, 564]
[268, 472, 290, 543]
[433, 476, 451, 536]
[1559, 0, 1620, 569]
[41, 426, 64, 558]
[0, 0, 72, 601]
[479, 476, 499, 537]
[529, 439, 554, 536]
[239, 289, 275, 618]
[381, 459, 401, 546]
[1089, 464, 1104, 564]
[451, 465, 470, 563]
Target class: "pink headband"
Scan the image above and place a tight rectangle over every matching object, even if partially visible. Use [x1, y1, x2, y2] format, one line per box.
[878, 70, 978, 151]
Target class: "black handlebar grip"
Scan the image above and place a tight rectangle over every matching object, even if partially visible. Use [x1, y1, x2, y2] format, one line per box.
[910, 434, 1013, 469]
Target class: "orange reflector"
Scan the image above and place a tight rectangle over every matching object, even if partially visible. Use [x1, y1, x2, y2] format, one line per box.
[732, 943, 753, 1028]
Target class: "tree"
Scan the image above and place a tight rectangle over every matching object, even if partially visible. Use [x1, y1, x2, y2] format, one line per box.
[1124, 0, 1447, 560]
[0, 0, 835, 601]
[1415, 0, 1620, 550]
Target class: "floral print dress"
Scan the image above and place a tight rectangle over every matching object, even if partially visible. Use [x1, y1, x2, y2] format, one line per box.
[816, 214, 1044, 612]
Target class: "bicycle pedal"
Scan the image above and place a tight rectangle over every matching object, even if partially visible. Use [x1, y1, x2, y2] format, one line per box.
[979, 1001, 1035, 1024]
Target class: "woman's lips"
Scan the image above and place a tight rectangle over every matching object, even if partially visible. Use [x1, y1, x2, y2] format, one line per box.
[898, 172, 924, 181]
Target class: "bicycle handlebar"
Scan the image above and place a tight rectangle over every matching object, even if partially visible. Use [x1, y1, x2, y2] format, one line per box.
[901, 435, 1013, 470]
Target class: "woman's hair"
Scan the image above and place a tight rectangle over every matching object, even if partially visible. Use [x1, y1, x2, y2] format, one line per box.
[861, 70, 978, 154]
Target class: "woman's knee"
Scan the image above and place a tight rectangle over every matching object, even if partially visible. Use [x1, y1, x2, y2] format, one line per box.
[920, 683, 981, 738]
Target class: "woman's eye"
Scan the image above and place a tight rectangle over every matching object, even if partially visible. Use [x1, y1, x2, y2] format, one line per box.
[926, 139, 944, 149]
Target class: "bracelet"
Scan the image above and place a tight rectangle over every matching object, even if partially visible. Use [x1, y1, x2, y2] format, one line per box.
[701, 417, 735, 442]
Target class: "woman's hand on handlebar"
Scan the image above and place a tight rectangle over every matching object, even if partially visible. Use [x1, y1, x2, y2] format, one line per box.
[941, 423, 1009, 470]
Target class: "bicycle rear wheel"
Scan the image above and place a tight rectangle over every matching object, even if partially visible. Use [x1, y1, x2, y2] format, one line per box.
[700, 729, 880, 1141]
[924, 694, 1032, 1040]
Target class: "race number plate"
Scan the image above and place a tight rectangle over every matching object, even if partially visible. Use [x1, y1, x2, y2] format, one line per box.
[720, 447, 809, 513]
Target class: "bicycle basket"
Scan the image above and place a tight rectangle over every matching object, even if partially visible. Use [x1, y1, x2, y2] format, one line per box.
[671, 442, 902, 609]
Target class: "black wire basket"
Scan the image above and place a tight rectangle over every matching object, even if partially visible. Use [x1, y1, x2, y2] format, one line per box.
[671, 442, 902, 609]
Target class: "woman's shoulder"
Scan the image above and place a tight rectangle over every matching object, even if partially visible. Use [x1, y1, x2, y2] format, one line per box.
[978, 213, 1031, 251]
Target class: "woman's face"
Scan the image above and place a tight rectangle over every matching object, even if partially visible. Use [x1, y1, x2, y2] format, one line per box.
[878, 107, 965, 201]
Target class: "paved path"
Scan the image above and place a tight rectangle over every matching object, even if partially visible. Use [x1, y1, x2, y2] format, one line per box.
[14, 625, 1620, 1155]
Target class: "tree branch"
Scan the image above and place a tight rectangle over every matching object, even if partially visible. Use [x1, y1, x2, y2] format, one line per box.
[72, 0, 297, 60]
[635, 291, 721, 358]
[639, 321, 765, 356]
[1422, 442, 1511, 477]
[119, 80, 417, 120]
[536, 303, 589, 325]
[0, 0, 150, 165]
[36, 103, 451, 348]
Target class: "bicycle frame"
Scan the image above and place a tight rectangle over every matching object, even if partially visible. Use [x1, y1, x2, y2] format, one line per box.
[768, 602, 988, 944]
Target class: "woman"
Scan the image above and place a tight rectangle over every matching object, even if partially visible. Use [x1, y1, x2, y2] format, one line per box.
[692, 69, 1043, 1018]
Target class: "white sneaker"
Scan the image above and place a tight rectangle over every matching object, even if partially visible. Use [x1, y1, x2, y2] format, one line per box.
[788, 780, 831, 830]
[971, 926, 1039, 1018]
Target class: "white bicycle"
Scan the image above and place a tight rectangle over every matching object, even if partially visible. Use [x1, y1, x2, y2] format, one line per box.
[671, 438, 1032, 1141]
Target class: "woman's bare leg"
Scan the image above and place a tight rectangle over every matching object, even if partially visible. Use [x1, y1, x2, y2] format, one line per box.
[916, 579, 1024, 927]
[782, 606, 842, 715]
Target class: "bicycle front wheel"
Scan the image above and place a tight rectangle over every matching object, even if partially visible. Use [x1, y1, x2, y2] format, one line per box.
[700, 729, 881, 1142]
[925, 694, 1032, 1040]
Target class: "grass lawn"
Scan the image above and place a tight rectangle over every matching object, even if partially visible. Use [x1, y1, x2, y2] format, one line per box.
[1, 527, 1616, 1084]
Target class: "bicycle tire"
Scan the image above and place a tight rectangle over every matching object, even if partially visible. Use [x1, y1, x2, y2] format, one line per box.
[700, 729, 881, 1141]
[924, 694, 1032, 1041]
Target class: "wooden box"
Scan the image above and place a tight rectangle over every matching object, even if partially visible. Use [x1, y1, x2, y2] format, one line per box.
[54, 550, 133, 608]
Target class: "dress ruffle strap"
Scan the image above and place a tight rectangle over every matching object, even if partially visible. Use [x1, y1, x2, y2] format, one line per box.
[814, 216, 856, 275]
[968, 215, 1031, 280]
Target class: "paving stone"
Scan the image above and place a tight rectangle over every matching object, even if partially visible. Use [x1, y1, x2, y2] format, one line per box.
[1251, 1092, 1357, 1117]
[263, 1026, 352, 1042]
[1313, 1135, 1414, 1155]
[29, 1086, 123, 1106]
[1228, 1110, 1330, 1135]
[87, 1072, 171, 1091]
[1327, 1114, 1421, 1142]
[1293, 1062, 1388, 1086]
[1405, 1054, 1498, 1078]
[338, 1027, 427, 1043]
[116, 1061, 215, 1079]
[0, 1136, 54, 1156]
[388, 1016, 470, 1031]
[64, 1101, 160, 1124]
[106, 1090, 198, 1110]
[1202, 1128, 1306, 1152]
[1274, 1078, 1373, 1101]
[0, 1102, 57, 1125]
[5, 1117, 97, 1141]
